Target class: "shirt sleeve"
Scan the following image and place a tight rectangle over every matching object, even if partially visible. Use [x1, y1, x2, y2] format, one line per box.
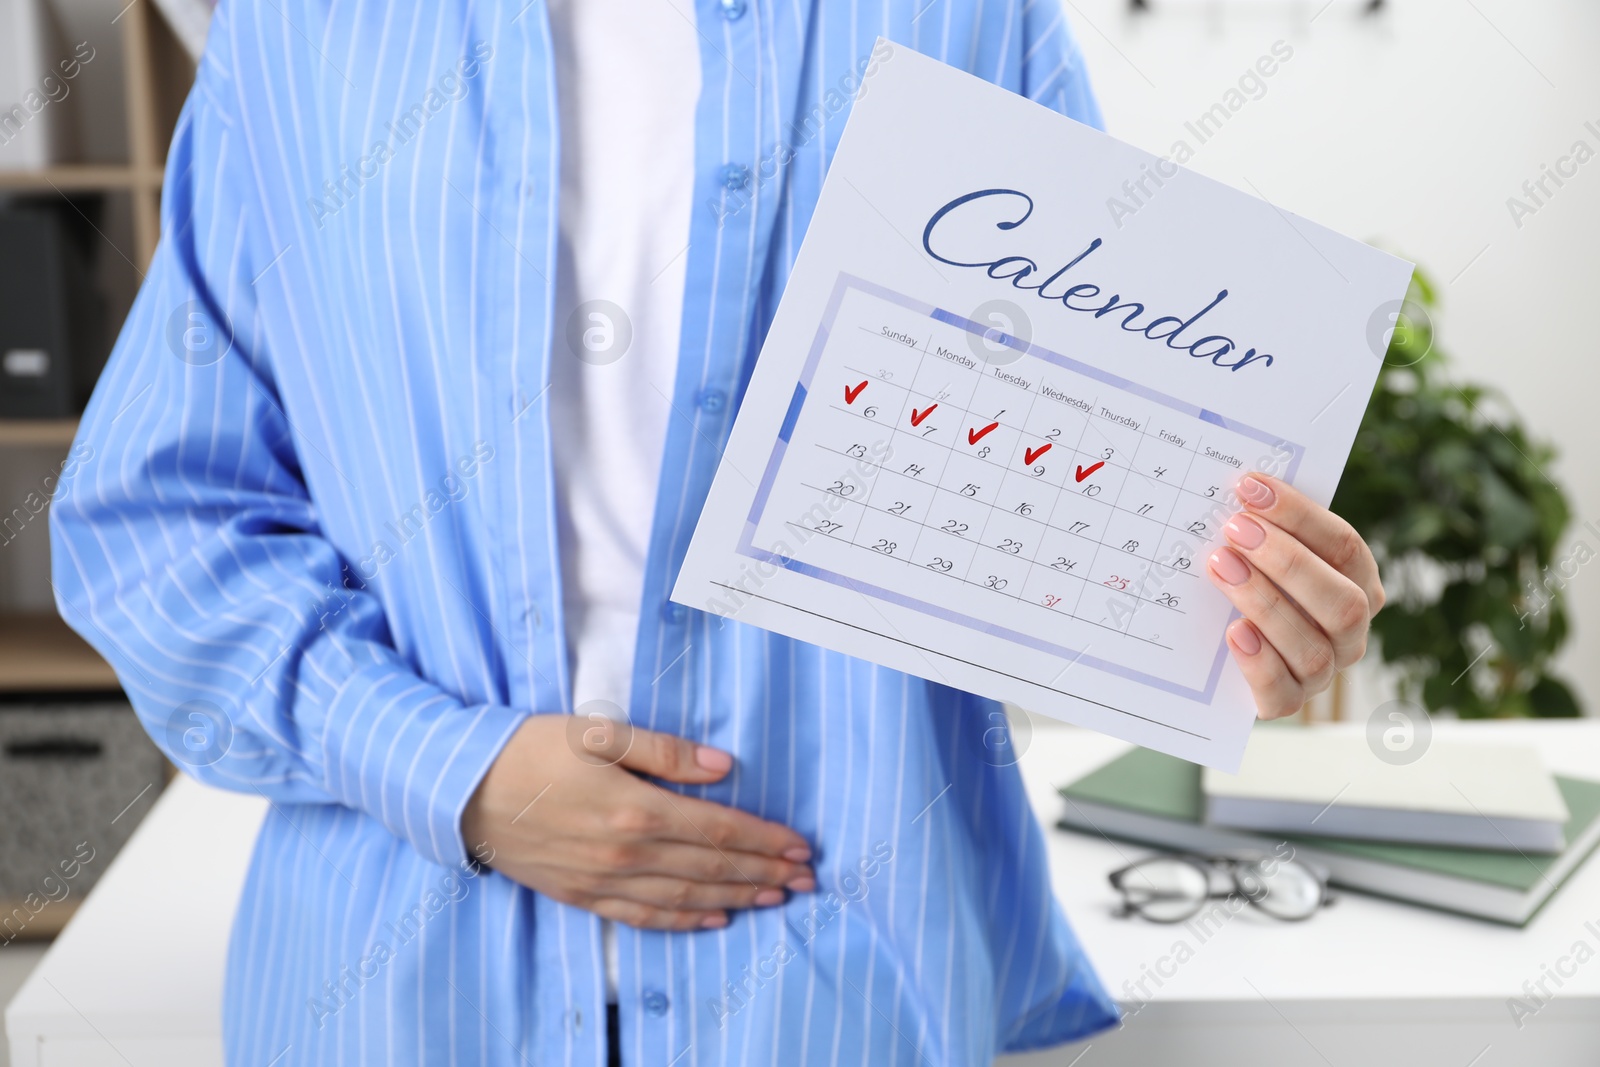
[1021, 1, 1105, 131]
[47, 13, 525, 870]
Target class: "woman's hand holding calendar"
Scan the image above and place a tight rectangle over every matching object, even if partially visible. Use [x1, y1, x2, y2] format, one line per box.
[1206, 472, 1385, 720]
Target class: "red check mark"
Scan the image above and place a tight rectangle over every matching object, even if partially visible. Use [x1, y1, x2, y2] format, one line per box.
[1024, 443, 1052, 466]
[968, 421, 1000, 445]
[844, 380, 868, 405]
[1075, 460, 1105, 482]
[910, 403, 937, 427]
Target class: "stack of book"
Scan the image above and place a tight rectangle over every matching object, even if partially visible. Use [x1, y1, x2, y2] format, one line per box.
[1056, 728, 1600, 925]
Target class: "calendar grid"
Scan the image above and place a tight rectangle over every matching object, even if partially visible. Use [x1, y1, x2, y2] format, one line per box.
[794, 451, 1190, 623]
[809, 375, 1212, 637]
[829, 365, 1265, 539]
[950, 365, 1051, 592]
[738, 273, 1307, 701]
[849, 326, 947, 569]
[1103, 424, 1206, 636]
[829, 340, 1225, 628]
[777, 513, 1179, 650]
[821, 393, 1225, 582]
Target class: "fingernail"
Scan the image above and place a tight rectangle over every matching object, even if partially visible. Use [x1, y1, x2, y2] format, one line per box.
[1208, 547, 1251, 586]
[1238, 475, 1276, 510]
[695, 746, 733, 773]
[701, 913, 729, 929]
[754, 888, 785, 906]
[1223, 514, 1266, 550]
[786, 876, 816, 893]
[1229, 619, 1262, 656]
[782, 847, 812, 862]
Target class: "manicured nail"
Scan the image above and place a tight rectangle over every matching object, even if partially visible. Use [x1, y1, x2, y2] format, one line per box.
[782, 846, 812, 862]
[786, 876, 817, 893]
[1208, 547, 1251, 586]
[753, 888, 785, 906]
[1237, 475, 1276, 510]
[701, 912, 729, 929]
[1223, 514, 1266, 550]
[695, 746, 733, 773]
[1229, 619, 1262, 656]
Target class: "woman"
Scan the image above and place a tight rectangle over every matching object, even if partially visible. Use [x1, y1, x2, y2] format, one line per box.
[51, 1, 1380, 1063]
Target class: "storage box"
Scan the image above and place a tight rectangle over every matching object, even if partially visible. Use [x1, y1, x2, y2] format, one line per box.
[0, 204, 103, 418]
[0, 698, 167, 941]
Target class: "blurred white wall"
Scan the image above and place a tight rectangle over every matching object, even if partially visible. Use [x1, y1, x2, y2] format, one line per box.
[1064, 0, 1600, 715]
[27, 0, 128, 163]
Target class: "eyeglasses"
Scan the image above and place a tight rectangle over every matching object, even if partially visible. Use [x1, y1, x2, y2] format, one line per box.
[1109, 851, 1334, 923]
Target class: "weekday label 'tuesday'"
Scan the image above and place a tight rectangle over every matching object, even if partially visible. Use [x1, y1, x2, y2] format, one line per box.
[672, 41, 1413, 770]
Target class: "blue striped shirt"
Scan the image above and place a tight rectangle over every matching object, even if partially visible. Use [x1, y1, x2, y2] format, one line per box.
[50, 1, 1117, 1063]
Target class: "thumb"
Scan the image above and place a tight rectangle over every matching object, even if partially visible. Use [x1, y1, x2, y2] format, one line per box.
[617, 726, 734, 784]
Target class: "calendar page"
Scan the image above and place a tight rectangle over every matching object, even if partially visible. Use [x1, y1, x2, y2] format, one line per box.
[672, 42, 1413, 769]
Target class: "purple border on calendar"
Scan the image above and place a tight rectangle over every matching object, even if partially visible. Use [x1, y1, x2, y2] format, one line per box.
[737, 273, 1305, 704]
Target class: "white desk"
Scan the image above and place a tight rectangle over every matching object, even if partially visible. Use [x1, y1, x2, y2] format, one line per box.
[4, 777, 264, 1067]
[1007, 720, 1600, 1067]
[8, 721, 1600, 1066]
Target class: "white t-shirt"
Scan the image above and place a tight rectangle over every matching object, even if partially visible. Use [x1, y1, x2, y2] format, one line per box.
[545, 0, 701, 1004]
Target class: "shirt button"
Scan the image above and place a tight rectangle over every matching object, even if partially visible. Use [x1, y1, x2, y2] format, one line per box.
[661, 601, 686, 624]
[719, 0, 747, 20]
[697, 387, 727, 413]
[642, 990, 670, 1016]
[721, 162, 751, 190]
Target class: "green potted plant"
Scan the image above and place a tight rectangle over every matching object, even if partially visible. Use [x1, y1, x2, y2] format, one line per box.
[1331, 268, 1582, 719]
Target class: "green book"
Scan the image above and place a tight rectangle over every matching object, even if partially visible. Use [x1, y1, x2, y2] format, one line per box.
[1057, 747, 1600, 926]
